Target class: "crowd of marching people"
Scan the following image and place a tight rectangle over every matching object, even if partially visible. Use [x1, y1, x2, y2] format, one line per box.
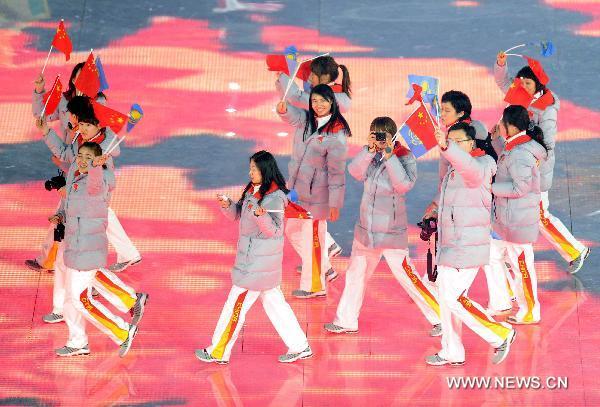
[31, 21, 589, 366]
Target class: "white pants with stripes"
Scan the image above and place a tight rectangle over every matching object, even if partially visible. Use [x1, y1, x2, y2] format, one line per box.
[437, 266, 513, 363]
[64, 267, 131, 348]
[489, 240, 540, 323]
[334, 239, 440, 331]
[539, 191, 585, 262]
[52, 245, 137, 315]
[37, 207, 140, 268]
[207, 285, 308, 361]
[286, 218, 328, 293]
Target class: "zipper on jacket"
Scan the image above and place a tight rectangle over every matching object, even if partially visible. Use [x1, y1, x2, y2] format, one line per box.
[309, 169, 317, 193]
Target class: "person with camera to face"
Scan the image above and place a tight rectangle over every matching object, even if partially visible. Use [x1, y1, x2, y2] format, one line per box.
[324, 117, 441, 336]
[425, 122, 516, 367]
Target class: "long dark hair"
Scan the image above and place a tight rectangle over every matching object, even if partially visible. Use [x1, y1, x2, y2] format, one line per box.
[63, 62, 107, 101]
[502, 105, 548, 151]
[235, 151, 289, 219]
[311, 56, 351, 97]
[302, 84, 351, 140]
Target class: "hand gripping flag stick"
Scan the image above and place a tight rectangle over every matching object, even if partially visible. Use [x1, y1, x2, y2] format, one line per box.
[281, 52, 330, 101]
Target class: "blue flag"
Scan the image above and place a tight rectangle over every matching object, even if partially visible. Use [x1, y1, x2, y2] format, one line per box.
[407, 75, 439, 103]
[127, 103, 143, 132]
[399, 123, 427, 158]
[96, 56, 109, 92]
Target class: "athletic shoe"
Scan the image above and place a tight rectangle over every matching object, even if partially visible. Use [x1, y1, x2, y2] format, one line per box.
[429, 324, 442, 337]
[292, 289, 326, 299]
[569, 247, 590, 274]
[425, 353, 464, 366]
[43, 312, 64, 324]
[328, 243, 343, 258]
[119, 324, 139, 357]
[131, 293, 149, 325]
[324, 323, 358, 334]
[295, 265, 302, 274]
[195, 348, 229, 364]
[25, 259, 51, 272]
[278, 346, 313, 363]
[109, 257, 142, 273]
[492, 329, 516, 364]
[91, 287, 99, 297]
[56, 345, 90, 356]
[325, 268, 338, 282]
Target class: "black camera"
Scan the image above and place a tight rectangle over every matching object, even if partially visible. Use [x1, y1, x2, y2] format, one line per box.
[373, 131, 387, 141]
[45, 175, 66, 191]
[417, 217, 437, 241]
[53, 223, 65, 242]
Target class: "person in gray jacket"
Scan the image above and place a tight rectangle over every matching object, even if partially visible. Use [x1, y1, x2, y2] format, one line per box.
[425, 122, 515, 367]
[494, 52, 589, 273]
[196, 151, 311, 364]
[47, 141, 139, 358]
[276, 84, 350, 298]
[489, 105, 548, 325]
[323, 117, 441, 336]
[275, 56, 351, 274]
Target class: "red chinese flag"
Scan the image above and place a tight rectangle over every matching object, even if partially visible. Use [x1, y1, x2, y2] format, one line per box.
[296, 60, 312, 81]
[504, 78, 534, 108]
[405, 103, 437, 150]
[524, 56, 549, 85]
[284, 202, 313, 219]
[42, 76, 63, 116]
[91, 100, 128, 133]
[266, 54, 290, 75]
[51, 20, 72, 61]
[74, 52, 101, 97]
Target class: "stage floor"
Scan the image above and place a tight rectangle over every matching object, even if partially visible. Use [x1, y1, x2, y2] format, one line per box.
[1, 0, 599, 405]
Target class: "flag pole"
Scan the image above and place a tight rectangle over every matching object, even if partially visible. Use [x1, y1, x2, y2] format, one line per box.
[41, 46, 54, 74]
[39, 74, 60, 118]
[504, 53, 523, 58]
[104, 133, 118, 153]
[282, 52, 330, 101]
[106, 135, 125, 156]
[504, 43, 526, 53]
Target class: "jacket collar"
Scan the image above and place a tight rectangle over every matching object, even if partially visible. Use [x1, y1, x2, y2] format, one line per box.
[470, 148, 486, 157]
[505, 131, 531, 151]
[530, 89, 554, 111]
[252, 181, 279, 199]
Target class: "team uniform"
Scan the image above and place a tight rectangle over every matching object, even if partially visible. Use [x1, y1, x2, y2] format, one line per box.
[428, 142, 515, 366]
[278, 104, 348, 298]
[326, 143, 440, 334]
[490, 131, 547, 324]
[55, 163, 137, 357]
[196, 184, 311, 364]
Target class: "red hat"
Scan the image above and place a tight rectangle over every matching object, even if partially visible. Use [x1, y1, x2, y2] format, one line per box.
[524, 56, 549, 85]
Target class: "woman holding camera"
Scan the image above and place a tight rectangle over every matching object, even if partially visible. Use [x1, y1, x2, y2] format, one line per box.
[324, 117, 440, 335]
[426, 122, 515, 367]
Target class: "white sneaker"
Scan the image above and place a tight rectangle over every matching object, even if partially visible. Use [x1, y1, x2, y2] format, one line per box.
[324, 323, 358, 334]
[43, 312, 64, 324]
[569, 247, 590, 274]
[429, 324, 442, 337]
[328, 243, 342, 258]
[109, 257, 142, 273]
[292, 289, 326, 299]
[278, 346, 313, 363]
[56, 345, 90, 357]
[425, 353, 464, 366]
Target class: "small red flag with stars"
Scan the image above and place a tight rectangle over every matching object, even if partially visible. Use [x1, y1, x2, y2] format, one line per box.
[284, 202, 313, 219]
[74, 51, 101, 97]
[41, 76, 63, 116]
[91, 100, 128, 133]
[504, 77, 534, 108]
[51, 20, 72, 61]
[403, 102, 437, 154]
